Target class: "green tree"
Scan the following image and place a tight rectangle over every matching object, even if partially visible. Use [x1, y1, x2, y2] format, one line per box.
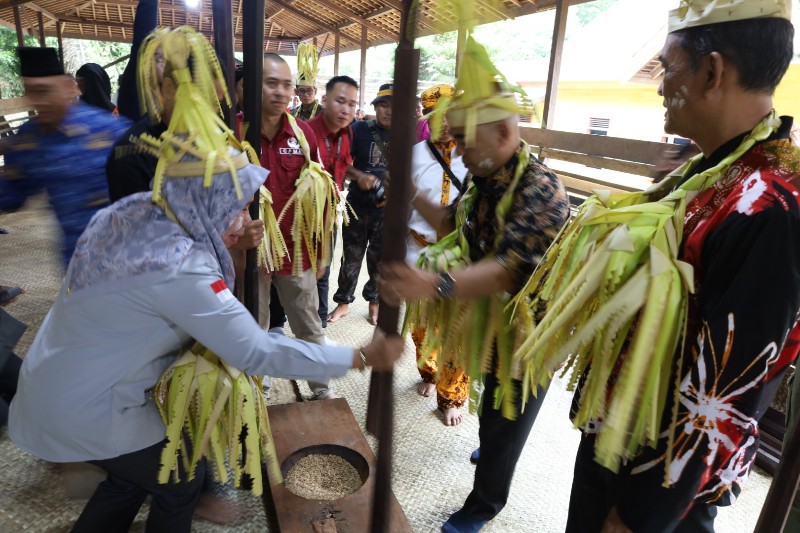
[574, 0, 620, 27]
[0, 28, 131, 99]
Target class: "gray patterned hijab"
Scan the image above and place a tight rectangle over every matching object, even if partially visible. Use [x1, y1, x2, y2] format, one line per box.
[64, 161, 266, 301]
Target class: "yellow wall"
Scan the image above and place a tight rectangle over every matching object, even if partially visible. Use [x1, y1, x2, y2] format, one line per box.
[523, 64, 800, 142]
[775, 64, 800, 120]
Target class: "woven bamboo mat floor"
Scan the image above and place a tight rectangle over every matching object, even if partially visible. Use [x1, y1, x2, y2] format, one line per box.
[0, 196, 772, 532]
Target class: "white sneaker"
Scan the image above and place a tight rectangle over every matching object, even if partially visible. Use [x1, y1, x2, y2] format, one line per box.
[268, 326, 286, 336]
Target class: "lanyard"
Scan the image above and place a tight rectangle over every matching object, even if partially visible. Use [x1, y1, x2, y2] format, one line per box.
[323, 134, 342, 163]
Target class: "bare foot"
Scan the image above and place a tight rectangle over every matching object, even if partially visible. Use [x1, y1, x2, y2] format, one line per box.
[194, 492, 251, 526]
[327, 303, 349, 323]
[417, 381, 435, 397]
[368, 302, 379, 325]
[442, 407, 464, 426]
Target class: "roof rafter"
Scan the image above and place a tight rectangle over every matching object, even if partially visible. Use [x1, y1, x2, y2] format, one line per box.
[310, 0, 398, 41]
[271, 0, 359, 45]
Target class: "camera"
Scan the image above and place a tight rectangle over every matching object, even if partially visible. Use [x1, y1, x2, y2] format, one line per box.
[371, 178, 387, 204]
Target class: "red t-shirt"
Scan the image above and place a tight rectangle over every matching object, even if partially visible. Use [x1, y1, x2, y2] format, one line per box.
[237, 112, 321, 275]
[306, 114, 353, 190]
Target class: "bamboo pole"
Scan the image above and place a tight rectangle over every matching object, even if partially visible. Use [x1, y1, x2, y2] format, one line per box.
[366, 1, 419, 531]
[242, 0, 265, 320]
[212, 0, 235, 129]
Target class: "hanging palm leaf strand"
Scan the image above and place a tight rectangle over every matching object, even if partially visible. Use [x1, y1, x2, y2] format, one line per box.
[276, 113, 341, 276]
[510, 111, 781, 474]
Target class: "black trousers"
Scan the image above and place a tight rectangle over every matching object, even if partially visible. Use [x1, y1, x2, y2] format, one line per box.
[460, 372, 550, 521]
[0, 353, 21, 427]
[333, 204, 383, 304]
[72, 440, 205, 533]
[565, 433, 717, 533]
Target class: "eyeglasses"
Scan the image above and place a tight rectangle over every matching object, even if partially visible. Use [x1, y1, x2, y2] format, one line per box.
[296, 87, 315, 95]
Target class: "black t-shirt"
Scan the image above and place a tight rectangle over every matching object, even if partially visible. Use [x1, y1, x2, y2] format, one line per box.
[106, 117, 166, 202]
[348, 119, 390, 207]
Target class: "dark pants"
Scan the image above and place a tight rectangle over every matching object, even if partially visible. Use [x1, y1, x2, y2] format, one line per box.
[333, 204, 383, 304]
[72, 440, 205, 533]
[268, 284, 287, 330]
[460, 372, 549, 522]
[0, 353, 21, 427]
[565, 433, 717, 533]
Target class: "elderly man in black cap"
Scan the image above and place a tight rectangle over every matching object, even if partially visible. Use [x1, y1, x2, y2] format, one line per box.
[0, 47, 130, 267]
[328, 83, 392, 326]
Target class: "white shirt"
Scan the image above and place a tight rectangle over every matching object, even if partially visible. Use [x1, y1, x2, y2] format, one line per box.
[10, 249, 353, 462]
[406, 140, 468, 265]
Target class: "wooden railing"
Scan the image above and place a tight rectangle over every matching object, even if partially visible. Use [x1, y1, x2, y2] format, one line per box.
[519, 126, 669, 200]
[0, 97, 35, 138]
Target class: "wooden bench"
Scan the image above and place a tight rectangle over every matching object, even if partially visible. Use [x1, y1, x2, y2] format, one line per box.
[0, 96, 35, 138]
[519, 126, 670, 204]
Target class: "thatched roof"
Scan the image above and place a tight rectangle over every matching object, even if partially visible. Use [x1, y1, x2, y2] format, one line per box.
[0, 0, 590, 54]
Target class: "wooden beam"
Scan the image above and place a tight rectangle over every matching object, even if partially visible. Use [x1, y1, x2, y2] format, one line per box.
[25, 2, 58, 22]
[36, 10, 45, 46]
[212, 0, 235, 128]
[56, 21, 64, 68]
[311, 0, 398, 42]
[333, 31, 339, 76]
[757, 411, 800, 532]
[541, 0, 568, 130]
[241, 0, 264, 320]
[270, 0, 343, 36]
[477, 0, 510, 21]
[367, 1, 420, 530]
[102, 52, 129, 69]
[300, 6, 392, 42]
[359, 24, 367, 109]
[12, 5, 24, 46]
[0, 0, 34, 9]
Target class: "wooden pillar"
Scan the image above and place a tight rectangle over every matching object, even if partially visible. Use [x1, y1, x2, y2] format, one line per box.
[333, 32, 340, 77]
[366, 0, 419, 530]
[37, 11, 45, 47]
[56, 21, 64, 69]
[756, 416, 800, 530]
[455, 24, 465, 76]
[212, 0, 236, 129]
[241, 0, 265, 319]
[13, 6, 24, 47]
[541, 0, 568, 130]
[359, 25, 367, 111]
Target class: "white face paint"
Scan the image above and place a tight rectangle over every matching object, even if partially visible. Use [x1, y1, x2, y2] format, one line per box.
[478, 158, 495, 169]
[667, 91, 686, 109]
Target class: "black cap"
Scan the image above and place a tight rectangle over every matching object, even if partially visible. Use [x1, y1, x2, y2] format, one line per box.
[17, 47, 64, 77]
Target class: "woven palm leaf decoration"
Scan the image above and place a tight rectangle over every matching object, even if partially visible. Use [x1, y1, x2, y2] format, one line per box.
[276, 113, 341, 275]
[153, 343, 281, 494]
[136, 26, 281, 494]
[510, 111, 781, 475]
[296, 42, 319, 87]
[403, 0, 537, 418]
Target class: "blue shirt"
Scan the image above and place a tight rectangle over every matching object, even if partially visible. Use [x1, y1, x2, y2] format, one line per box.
[1, 102, 130, 266]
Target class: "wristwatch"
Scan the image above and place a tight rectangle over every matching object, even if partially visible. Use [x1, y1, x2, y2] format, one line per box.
[436, 272, 457, 300]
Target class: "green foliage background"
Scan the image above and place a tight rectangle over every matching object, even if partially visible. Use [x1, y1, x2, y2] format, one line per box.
[0, 28, 130, 99]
